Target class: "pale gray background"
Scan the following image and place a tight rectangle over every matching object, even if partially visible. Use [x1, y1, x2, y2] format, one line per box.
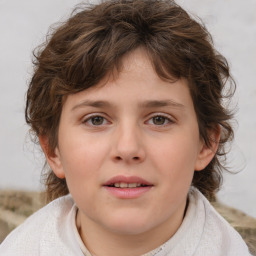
[0, 0, 255, 218]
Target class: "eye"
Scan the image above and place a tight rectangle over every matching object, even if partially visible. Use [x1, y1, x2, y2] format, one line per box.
[152, 116, 168, 125]
[83, 115, 108, 126]
[147, 114, 173, 126]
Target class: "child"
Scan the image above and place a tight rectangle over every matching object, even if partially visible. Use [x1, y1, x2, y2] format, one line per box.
[0, 0, 252, 255]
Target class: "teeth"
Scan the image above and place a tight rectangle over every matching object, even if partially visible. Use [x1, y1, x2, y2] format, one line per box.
[128, 183, 137, 188]
[113, 183, 143, 188]
[120, 182, 127, 188]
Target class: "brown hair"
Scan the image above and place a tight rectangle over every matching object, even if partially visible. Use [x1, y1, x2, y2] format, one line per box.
[25, 0, 235, 202]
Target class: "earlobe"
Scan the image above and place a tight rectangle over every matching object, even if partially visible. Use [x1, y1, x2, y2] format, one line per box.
[39, 136, 65, 179]
[194, 126, 221, 171]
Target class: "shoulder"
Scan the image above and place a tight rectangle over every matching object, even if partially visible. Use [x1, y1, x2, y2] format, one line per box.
[0, 194, 77, 256]
[192, 189, 252, 256]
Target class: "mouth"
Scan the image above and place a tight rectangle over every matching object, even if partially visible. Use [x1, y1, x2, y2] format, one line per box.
[106, 182, 150, 188]
[103, 176, 153, 199]
[103, 175, 153, 187]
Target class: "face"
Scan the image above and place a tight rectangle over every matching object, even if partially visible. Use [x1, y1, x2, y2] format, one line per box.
[45, 48, 215, 241]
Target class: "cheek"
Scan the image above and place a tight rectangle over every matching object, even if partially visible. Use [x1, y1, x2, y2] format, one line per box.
[148, 134, 199, 185]
[152, 135, 198, 166]
[59, 134, 110, 183]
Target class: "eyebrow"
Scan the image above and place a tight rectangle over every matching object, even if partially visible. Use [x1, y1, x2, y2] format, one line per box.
[71, 100, 112, 111]
[139, 100, 185, 109]
[71, 99, 185, 111]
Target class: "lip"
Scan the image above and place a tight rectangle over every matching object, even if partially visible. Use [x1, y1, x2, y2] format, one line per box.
[103, 175, 153, 199]
[103, 175, 152, 186]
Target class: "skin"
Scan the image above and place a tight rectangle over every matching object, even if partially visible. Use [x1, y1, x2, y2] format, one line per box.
[42, 48, 219, 256]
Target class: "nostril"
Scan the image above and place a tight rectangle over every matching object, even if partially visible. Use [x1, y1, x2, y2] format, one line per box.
[114, 156, 140, 161]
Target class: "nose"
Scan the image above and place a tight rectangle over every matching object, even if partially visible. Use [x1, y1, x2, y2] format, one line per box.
[111, 123, 146, 164]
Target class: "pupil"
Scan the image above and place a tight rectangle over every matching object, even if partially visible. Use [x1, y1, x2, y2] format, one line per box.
[92, 116, 103, 125]
[153, 116, 165, 125]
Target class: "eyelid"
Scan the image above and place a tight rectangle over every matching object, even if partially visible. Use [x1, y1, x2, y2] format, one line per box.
[145, 112, 175, 125]
[82, 113, 111, 125]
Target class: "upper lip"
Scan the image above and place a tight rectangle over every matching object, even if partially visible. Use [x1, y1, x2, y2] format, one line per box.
[103, 175, 153, 186]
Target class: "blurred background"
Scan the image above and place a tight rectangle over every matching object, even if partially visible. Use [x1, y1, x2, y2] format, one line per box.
[0, 0, 255, 218]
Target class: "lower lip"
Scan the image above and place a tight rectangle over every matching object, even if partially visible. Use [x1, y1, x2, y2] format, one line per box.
[103, 186, 153, 199]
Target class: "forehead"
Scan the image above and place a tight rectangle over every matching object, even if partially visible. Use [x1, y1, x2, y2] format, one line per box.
[62, 48, 193, 112]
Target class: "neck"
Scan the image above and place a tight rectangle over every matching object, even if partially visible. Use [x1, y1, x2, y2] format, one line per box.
[76, 200, 187, 256]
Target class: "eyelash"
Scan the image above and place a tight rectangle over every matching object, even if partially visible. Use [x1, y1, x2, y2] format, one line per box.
[82, 113, 174, 127]
[82, 114, 110, 126]
[146, 114, 174, 126]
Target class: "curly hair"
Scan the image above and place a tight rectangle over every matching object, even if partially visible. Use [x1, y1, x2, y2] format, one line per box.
[25, 0, 235, 202]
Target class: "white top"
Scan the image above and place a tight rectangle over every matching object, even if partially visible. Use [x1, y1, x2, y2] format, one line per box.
[0, 188, 252, 256]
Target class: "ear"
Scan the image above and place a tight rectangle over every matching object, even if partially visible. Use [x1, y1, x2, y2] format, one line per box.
[39, 136, 65, 179]
[194, 126, 221, 171]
